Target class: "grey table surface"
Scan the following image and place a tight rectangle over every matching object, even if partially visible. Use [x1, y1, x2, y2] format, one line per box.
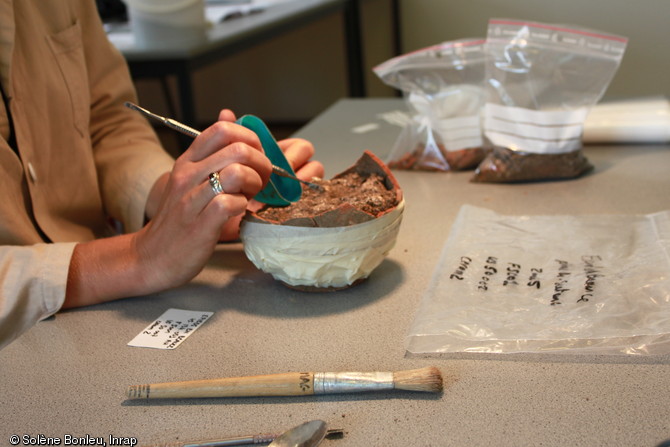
[1, 98, 669, 447]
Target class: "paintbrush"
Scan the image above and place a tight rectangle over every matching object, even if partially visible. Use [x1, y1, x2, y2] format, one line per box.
[126, 366, 442, 399]
[124, 101, 323, 191]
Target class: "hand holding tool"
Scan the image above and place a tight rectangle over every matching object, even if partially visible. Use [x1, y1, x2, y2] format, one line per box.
[124, 102, 323, 202]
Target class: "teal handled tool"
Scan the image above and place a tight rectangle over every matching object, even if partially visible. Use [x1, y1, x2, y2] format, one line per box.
[125, 102, 321, 205]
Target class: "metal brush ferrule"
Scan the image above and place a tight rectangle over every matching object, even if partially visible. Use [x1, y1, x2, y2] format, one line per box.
[313, 372, 394, 394]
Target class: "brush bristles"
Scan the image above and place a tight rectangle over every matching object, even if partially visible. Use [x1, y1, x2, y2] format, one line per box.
[393, 367, 443, 393]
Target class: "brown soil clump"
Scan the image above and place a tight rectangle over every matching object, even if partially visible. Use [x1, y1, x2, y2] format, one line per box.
[472, 147, 593, 183]
[257, 172, 397, 223]
[389, 143, 487, 171]
[248, 151, 402, 228]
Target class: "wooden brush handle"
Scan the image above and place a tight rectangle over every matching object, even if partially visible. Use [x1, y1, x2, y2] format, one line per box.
[127, 372, 316, 399]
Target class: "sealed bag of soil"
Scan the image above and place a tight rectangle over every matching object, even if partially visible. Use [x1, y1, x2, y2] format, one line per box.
[374, 39, 488, 171]
[473, 19, 628, 183]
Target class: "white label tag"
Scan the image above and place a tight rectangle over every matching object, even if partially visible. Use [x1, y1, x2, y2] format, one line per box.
[484, 103, 589, 153]
[127, 308, 213, 350]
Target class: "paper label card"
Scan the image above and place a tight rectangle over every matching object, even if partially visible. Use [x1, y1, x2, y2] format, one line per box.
[128, 308, 213, 349]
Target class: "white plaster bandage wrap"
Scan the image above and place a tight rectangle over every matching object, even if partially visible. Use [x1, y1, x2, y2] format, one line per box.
[240, 200, 405, 288]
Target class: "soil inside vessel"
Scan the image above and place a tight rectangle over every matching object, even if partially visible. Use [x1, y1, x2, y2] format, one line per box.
[256, 172, 398, 224]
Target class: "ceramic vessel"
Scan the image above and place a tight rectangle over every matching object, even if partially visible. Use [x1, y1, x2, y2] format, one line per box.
[240, 151, 404, 291]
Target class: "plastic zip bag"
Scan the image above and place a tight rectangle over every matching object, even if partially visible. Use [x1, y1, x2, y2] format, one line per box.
[406, 205, 670, 355]
[473, 19, 628, 182]
[374, 39, 488, 171]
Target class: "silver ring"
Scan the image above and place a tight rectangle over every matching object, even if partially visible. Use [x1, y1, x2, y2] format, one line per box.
[208, 172, 224, 196]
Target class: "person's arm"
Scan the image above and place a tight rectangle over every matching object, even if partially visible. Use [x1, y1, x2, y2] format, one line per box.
[64, 128, 326, 307]
[82, 1, 175, 234]
[62, 4, 321, 307]
[64, 120, 272, 308]
[0, 243, 76, 349]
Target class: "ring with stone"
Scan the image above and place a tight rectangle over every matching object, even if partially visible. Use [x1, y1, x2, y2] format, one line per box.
[208, 172, 224, 196]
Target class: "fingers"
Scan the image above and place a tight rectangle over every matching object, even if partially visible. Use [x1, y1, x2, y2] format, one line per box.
[211, 163, 265, 200]
[218, 109, 236, 123]
[135, 113, 281, 292]
[177, 125, 322, 205]
[277, 138, 315, 170]
[186, 120, 263, 162]
[182, 180, 239, 221]
[173, 138, 271, 203]
[182, 119, 272, 197]
[168, 178, 248, 240]
[194, 158, 264, 219]
[277, 138, 324, 181]
[199, 185, 248, 243]
[295, 160, 325, 182]
[203, 192, 248, 226]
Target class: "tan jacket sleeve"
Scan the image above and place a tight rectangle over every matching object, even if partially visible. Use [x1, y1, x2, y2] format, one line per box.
[0, 2, 174, 350]
[82, 4, 175, 233]
[0, 242, 76, 350]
